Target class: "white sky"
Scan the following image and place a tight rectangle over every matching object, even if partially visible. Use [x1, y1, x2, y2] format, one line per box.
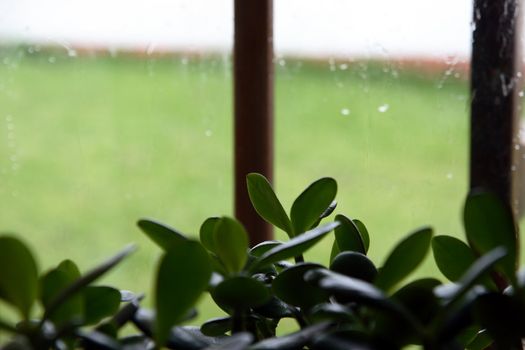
[0, 0, 473, 58]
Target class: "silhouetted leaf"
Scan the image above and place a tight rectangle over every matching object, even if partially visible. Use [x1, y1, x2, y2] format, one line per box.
[202, 332, 253, 350]
[434, 247, 507, 305]
[200, 217, 220, 253]
[137, 218, 187, 251]
[330, 252, 377, 283]
[474, 293, 525, 347]
[201, 317, 231, 336]
[432, 235, 476, 282]
[212, 276, 270, 310]
[40, 259, 83, 326]
[76, 329, 120, 350]
[250, 322, 332, 350]
[43, 244, 135, 320]
[375, 227, 433, 291]
[83, 286, 121, 325]
[353, 219, 370, 253]
[249, 222, 339, 272]
[249, 241, 282, 258]
[291, 178, 337, 236]
[0, 235, 38, 319]
[155, 240, 211, 345]
[333, 215, 366, 254]
[305, 269, 420, 332]
[247, 173, 292, 235]
[213, 217, 249, 273]
[464, 190, 517, 281]
[273, 263, 329, 308]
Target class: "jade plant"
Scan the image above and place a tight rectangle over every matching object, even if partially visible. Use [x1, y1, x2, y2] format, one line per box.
[0, 173, 521, 349]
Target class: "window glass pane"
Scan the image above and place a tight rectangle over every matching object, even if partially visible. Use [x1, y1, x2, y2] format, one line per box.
[0, 0, 233, 323]
[273, 0, 472, 277]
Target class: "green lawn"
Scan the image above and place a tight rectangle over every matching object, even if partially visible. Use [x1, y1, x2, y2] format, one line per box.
[0, 48, 471, 325]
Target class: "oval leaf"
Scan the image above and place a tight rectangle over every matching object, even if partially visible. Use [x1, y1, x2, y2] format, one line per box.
[137, 218, 187, 251]
[212, 276, 271, 310]
[250, 222, 339, 272]
[40, 259, 83, 326]
[213, 217, 249, 273]
[84, 286, 121, 325]
[200, 317, 232, 337]
[375, 227, 433, 292]
[464, 190, 518, 280]
[272, 263, 329, 308]
[155, 240, 211, 345]
[353, 219, 370, 253]
[0, 235, 38, 319]
[200, 217, 220, 253]
[432, 235, 476, 282]
[330, 252, 377, 283]
[247, 173, 292, 235]
[334, 215, 366, 254]
[290, 177, 337, 236]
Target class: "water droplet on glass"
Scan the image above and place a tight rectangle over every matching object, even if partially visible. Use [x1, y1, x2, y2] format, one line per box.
[446, 173, 454, 180]
[519, 91, 524, 97]
[48, 56, 56, 64]
[515, 144, 521, 150]
[278, 59, 286, 67]
[339, 63, 348, 70]
[340, 108, 350, 116]
[205, 130, 213, 137]
[67, 49, 77, 57]
[511, 165, 517, 172]
[378, 104, 390, 113]
[181, 57, 189, 65]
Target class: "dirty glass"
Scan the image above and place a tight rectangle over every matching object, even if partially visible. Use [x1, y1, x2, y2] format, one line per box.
[0, 0, 233, 323]
[1, 0, 523, 329]
[272, 0, 472, 277]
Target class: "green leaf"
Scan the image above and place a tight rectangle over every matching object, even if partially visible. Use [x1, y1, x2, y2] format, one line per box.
[43, 244, 135, 320]
[137, 218, 187, 251]
[155, 240, 211, 345]
[201, 317, 232, 336]
[330, 252, 377, 283]
[40, 259, 83, 326]
[329, 239, 340, 264]
[474, 293, 525, 347]
[246, 173, 292, 235]
[305, 269, 421, 333]
[249, 222, 339, 272]
[212, 276, 271, 310]
[83, 286, 121, 325]
[290, 177, 337, 236]
[333, 215, 366, 254]
[249, 241, 282, 258]
[250, 322, 332, 350]
[434, 247, 507, 306]
[375, 227, 433, 292]
[353, 219, 370, 253]
[466, 330, 493, 350]
[391, 278, 441, 325]
[464, 190, 518, 280]
[213, 217, 249, 273]
[202, 332, 253, 350]
[432, 235, 476, 282]
[200, 217, 220, 253]
[272, 263, 329, 308]
[0, 235, 38, 319]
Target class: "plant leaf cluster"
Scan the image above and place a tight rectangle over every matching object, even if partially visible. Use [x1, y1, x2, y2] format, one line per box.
[0, 175, 521, 349]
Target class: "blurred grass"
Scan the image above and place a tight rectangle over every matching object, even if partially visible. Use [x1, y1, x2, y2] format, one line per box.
[0, 47, 470, 327]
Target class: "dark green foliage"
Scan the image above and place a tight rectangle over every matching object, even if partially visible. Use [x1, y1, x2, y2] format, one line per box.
[374, 227, 433, 291]
[1, 174, 522, 350]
